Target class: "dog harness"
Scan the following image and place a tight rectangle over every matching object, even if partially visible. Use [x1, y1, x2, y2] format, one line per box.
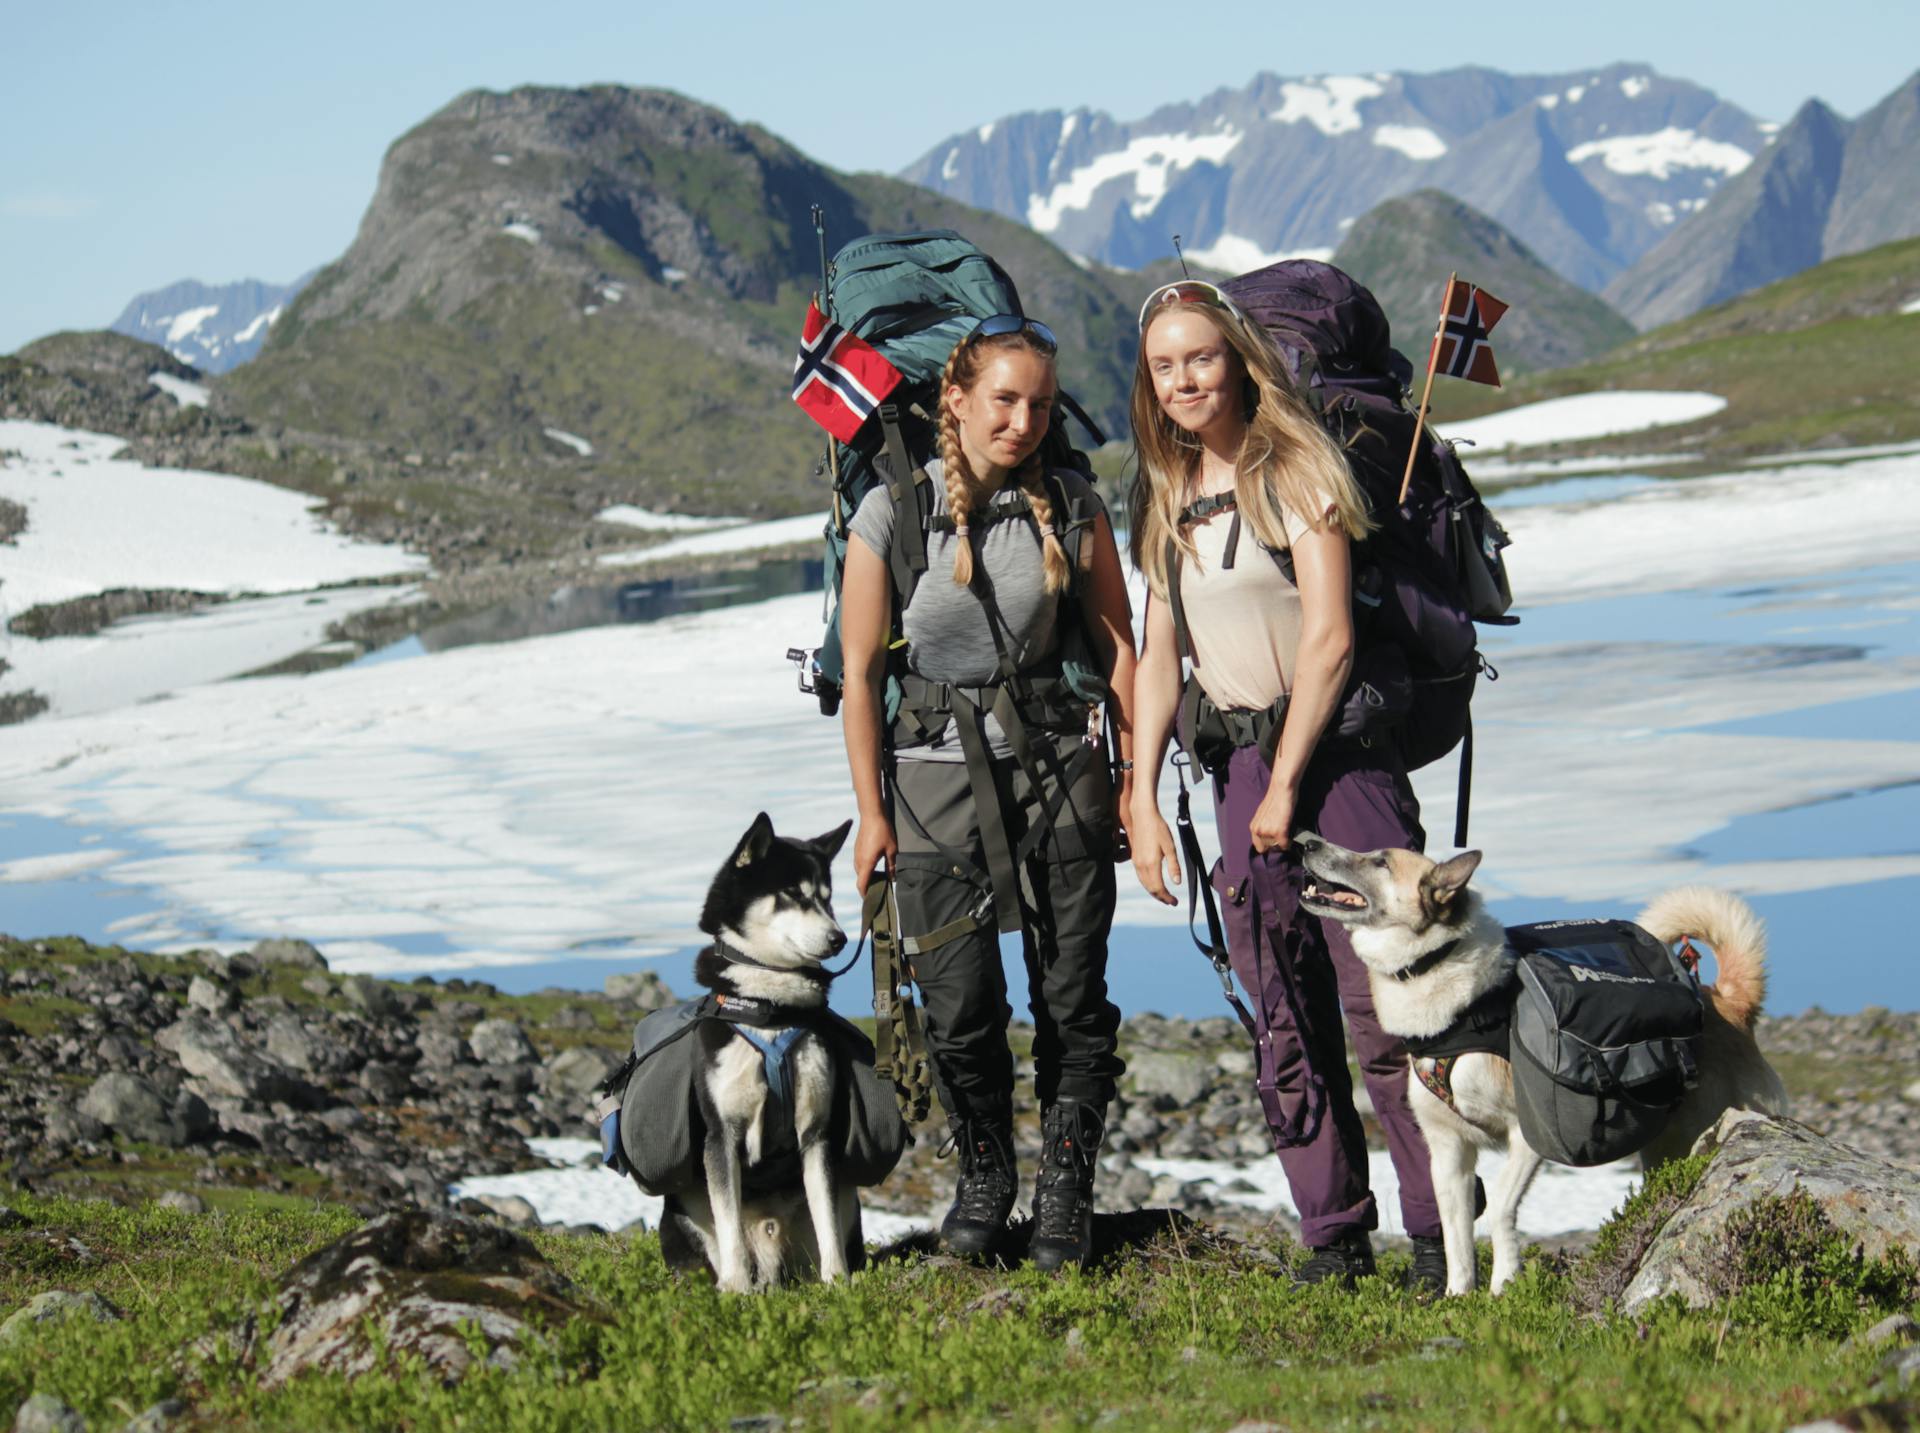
[1397, 956, 1517, 1115]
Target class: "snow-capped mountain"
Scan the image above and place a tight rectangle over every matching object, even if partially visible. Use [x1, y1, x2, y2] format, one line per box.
[903, 63, 1770, 293]
[109, 274, 314, 373]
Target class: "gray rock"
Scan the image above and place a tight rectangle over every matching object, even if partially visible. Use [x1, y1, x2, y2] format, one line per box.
[79, 1073, 196, 1147]
[162, 1013, 304, 1104]
[341, 975, 404, 1019]
[470, 1194, 539, 1226]
[119, 1399, 189, 1432]
[0, 1290, 122, 1347]
[263, 1015, 328, 1074]
[1901, 1078, 1920, 1105]
[356, 1063, 413, 1105]
[10, 1393, 85, 1433]
[469, 1019, 536, 1066]
[186, 975, 232, 1015]
[1127, 1051, 1209, 1109]
[414, 1027, 468, 1068]
[1884, 1345, 1920, 1391]
[0, 1207, 26, 1230]
[544, 1045, 617, 1103]
[604, 970, 674, 1010]
[1852, 1313, 1919, 1350]
[41, 1106, 106, 1149]
[239, 1209, 596, 1387]
[1623, 1111, 1920, 1313]
[157, 1190, 207, 1215]
[251, 937, 327, 971]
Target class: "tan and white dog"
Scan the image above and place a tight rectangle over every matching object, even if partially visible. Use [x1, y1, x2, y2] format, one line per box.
[1297, 832, 1788, 1295]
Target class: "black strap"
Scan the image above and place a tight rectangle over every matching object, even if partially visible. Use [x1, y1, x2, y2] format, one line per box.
[879, 405, 927, 603]
[1455, 712, 1473, 848]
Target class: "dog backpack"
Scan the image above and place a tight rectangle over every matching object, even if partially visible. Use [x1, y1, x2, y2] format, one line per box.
[1219, 259, 1518, 844]
[1505, 919, 1705, 1167]
[595, 997, 907, 1197]
[784, 228, 1109, 722]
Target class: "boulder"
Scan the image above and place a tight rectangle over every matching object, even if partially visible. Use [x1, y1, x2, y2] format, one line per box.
[239, 1209, 597, 1387]
[77, 1072, 207, 1147]
[10, 1394, 84, 1433]
[263, 1014, 330, 1074]
[1623, 1111, 1920, 1313]
[0, 1290, 122, 1348]
[157, 1190, 208, 1215]
[469, 1019, 536, 1066]
[604, 970, 674, 1010]
[186, 975, 233, 1015]
[161, 1013, 313, 1106]
[251, 937, 327, 971]
[1126, 1051, 1210, 1109]
[543, 1045, 618, 1103]
[341, 974, 405, 1019]
[414, 1027, 469, 1068]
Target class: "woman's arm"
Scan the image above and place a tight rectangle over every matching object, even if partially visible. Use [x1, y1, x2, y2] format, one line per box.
[1128, 588, 1185, 904]
[1077, 510, 1137, 830]
[840, 535, 898, 893]
[1249, 523, 1353, 853]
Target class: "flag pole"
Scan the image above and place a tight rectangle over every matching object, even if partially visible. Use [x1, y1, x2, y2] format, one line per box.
[812, 204, 843, 522]
[1398, 270, 1454, 507]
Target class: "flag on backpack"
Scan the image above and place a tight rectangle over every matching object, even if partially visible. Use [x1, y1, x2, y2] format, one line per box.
[791, 298, 902, 443]
[1431, 277, 1507, 387]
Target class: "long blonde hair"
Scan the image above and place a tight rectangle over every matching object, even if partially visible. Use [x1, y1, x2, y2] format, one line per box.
[938, 330, 1070, 594]
[1126, 300, 1372, 599]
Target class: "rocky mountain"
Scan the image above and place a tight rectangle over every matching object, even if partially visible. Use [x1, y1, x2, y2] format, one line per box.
[1332, 191, 1635, 374]
[1605, 68, 1920, 328]
[109, 274, 313, 373]
[904, 63, 1770, 294]
[223, 86, 1145, 518]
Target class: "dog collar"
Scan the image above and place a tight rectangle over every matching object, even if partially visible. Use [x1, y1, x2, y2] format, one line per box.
[710, 937, 833, 987]
[1390, 937, 1462, 983]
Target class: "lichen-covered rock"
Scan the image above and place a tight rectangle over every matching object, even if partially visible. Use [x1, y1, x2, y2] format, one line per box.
[77, 1073, 209, 1147]
[1126, 1051, 1209, 1109]
[469, 1019, 536, 1066]
[250, 937, 327, 970]
[544, 1045, 618, 1103]
[604, 970, 674, 1011]
[1623, 1111, 1920, 1313]
[10, 1393, 85, 1433]
[0, 1289, 122, 1347]
[240, 1209, 595, 1387]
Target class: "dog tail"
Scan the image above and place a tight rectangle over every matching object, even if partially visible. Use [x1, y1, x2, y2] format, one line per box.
[1635, 886, 1768, 1029]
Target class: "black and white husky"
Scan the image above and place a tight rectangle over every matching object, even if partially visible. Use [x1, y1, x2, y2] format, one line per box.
[658, 812, 859, 1292]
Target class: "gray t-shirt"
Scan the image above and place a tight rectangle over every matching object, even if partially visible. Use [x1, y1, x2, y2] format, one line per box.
[850, 458, 1102, 761]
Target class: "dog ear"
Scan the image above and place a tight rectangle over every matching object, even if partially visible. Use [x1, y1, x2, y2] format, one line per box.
[731, 812, 777, 868]
[813, 819, 853, 861]
[1423, 849, 1483, 910]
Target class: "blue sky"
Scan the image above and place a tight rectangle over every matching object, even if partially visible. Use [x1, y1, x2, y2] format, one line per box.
[4, 0, 1917, 355]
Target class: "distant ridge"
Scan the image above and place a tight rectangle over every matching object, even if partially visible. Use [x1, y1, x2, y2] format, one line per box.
[109, 274, 313, 374]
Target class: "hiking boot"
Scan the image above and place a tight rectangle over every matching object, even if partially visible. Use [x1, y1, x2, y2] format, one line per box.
[939, 1116, 1018, 1258]
[1405, 1235, 1448, 1295]
[1292, 1231, 1376, 1288]
[1029, 1102, 1104, 1272]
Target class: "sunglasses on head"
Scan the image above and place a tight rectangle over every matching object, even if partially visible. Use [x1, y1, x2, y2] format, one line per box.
[966, 313, 1058, 351]
[1137, 280, 1244, 331]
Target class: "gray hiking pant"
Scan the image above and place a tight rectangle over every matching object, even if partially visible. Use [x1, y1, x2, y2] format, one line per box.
[889, 732, 1124, 1119]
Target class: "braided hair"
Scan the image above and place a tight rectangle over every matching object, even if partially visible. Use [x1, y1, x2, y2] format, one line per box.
[937, 330, 1070, 594]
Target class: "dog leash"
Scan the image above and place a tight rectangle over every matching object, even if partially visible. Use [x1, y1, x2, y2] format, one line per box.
[864, 869, 933, 1127]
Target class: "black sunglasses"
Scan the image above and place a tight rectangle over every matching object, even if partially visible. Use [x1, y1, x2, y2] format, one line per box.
[966, 313, 1058, 351]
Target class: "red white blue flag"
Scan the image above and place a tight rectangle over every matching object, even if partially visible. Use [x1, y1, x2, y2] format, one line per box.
[1430, 277, 1508, 388]
[791, 298, 902, 443]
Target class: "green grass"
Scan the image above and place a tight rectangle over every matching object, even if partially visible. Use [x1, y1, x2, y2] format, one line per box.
[1, 1180, 1912, 1431]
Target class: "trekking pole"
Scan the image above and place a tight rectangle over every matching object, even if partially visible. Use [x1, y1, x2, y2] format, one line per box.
[1398, 270, 1454, 507]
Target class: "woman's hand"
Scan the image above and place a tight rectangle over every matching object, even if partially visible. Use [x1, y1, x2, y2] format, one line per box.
[1129, 800, 1182, 905]
[1249, 778, 1298, 855]
[852, 815, 898, 895]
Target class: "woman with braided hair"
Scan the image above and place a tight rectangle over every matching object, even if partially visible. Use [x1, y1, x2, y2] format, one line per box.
[840, 316, 1137, 1270]
[1125, 281, 1450, 1294]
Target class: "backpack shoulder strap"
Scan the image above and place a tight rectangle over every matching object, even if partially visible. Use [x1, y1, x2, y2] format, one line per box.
[876, 403, 928, 600]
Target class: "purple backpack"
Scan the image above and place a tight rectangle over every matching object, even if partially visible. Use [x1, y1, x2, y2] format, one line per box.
[1221, 260, 1516, 843]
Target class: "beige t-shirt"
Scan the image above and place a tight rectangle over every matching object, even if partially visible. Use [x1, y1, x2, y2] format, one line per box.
[1177, 497, 1326, 712]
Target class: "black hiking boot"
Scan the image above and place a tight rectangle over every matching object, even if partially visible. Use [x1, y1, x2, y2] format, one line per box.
[939, 1116, 1018, 1259]
[1405, 1235, 1448, 1296]
[1293, 1230, 1376, 1289]
[1029, 1102, 1104, 1272]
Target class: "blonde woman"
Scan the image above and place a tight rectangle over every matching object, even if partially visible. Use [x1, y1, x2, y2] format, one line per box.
[840, 315, 1137, 1270]
[1126, 281, 1447, 1293]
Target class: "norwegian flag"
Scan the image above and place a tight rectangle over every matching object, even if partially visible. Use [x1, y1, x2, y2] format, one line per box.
[791, 298, 902, 443]
[1430, 277, 1508, 387]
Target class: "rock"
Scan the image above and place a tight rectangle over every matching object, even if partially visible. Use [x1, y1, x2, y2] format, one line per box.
[1851, 1313, 1919, 1350]
[240, 1209, 596, 1388]
[163, 1013, 308, 1105]
[157, 1190, 208, 1215]
[469, 1194, 539, 1226]
[1883, 1344, 1920, 1390]
[40, 1105, 106, 1149]
[252, 937, 327, 971]
[341, 975, 404, 1019]
[0, 1290, 122, 1347]
[469, 1019, 536, 1066]
[78, 1073, 200, 1147]
[1623, 1112, 1920, 1313]
[1902, 1078, 1920, 1105]
[1127, 1051, 1209, 1109]
[186, 975, 233, 1014]
[544, 1045, 618, 1103]
[604, 970, 674, 1010]
[0, 1207, 26, 1230]
[263, 1014, 330, 1074]
[10, 1394, 85, 1433]
[414, 1027, 468, 1067]
[119, 1399, 189, 1432]
[356, 1063, 413, 1105]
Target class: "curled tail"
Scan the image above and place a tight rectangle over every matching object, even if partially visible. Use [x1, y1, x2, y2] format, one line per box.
[1635, 885, 1768, 1029]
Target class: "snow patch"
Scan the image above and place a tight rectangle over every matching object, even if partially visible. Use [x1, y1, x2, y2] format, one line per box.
[1538, 93, 1560, 110]
[597, 512, 825, 566]
[976, 121, 995, 144]
[1620, 75, 1651, 100]
[1027, 129, 1244, 232]
[1567, 128, 1753, 180]
[1267, 75, 1384, 135]
[1440, 391, 1727, 452]
[502, 221, 541, 244]
[1372, 124, 1447, 161]
[149, 372, 208, 409]
[1645, 200, 1676, 226]
[941, 147, 960, 182]
[232, 306, 281, 344]
[1183, 235, 1330, 273]
[659, 266, 687, 284]
[1565, 85, 1587, 104]
[594, 506, 742, 533]
[492, 153, 512, 166]
[163, 306, 220, 344]
[1900, 296, 1920, 315]
[543, 428, 592, 457]
[599, 283, 625, 302]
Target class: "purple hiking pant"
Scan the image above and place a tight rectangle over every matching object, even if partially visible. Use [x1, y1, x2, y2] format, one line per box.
[1210, 743, 1440, 1245]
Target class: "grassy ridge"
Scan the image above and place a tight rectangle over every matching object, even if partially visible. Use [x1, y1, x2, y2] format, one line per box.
[0, 1179, 1912, 1431]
